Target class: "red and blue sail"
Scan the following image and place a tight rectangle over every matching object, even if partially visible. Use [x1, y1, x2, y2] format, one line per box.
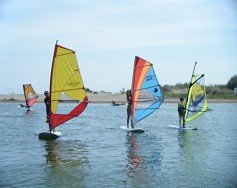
[131, 56, 163, 126]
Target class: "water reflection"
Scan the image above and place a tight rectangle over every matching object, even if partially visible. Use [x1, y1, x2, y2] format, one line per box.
[178, 131, 191, 151]
[125, 132, 148, 187]
[125, 132, 163, 187]
[178, 130, 207, 158]
[126, 133, 143, 173]
[44, 141, 62, 167]
[177, 130, 208, 184]
[43, 140, 89, 187]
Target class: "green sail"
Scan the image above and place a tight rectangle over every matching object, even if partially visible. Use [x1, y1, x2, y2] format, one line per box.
[184, 74, 208, 124]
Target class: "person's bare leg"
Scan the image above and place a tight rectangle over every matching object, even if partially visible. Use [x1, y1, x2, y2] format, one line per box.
[127, 114, 130, 129]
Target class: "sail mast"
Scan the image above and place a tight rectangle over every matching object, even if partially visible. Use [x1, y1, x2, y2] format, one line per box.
[188, 61, 197, 95]
[131, 56, 138, 126]
[192, 62, 197, 77]
[23, 84, 27, 106]
[184, 62, 197, 125]
[49, 41, 58, 127]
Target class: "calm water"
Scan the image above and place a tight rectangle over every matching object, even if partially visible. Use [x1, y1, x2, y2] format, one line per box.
[0, 102, 236, 188]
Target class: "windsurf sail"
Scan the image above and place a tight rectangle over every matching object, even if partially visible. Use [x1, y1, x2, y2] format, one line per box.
[23, 84, 38, 107]
[49, 42, 88, 129]
[184, 62, 208, 125]
[131, 56, 163, 126]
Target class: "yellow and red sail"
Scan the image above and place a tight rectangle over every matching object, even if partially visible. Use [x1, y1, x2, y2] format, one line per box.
[49, 43, 88, 128]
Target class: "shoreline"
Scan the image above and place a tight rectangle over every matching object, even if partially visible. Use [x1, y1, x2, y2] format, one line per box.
[0, 94, 237, 103]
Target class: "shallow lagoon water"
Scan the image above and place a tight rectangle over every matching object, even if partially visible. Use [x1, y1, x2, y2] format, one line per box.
[0, 102, 236, 187]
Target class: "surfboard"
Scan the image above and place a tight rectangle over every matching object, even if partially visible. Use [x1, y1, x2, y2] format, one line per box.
[168, 125, 197, 130]
[120, 126, 145, 133]
[38, 131, 62, 140]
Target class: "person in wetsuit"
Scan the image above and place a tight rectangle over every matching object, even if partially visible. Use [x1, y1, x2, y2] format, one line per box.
[126, 90, 134, 129]
[178, 97, 185, 128]
[44, 91, 54, 132]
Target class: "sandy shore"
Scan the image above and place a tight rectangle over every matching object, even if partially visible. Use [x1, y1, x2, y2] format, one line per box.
[0, 93, 126, 103]
[0, 93, 237, 103]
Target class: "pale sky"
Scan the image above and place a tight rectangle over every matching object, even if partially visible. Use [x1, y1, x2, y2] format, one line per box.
[0, 0, 237, 94]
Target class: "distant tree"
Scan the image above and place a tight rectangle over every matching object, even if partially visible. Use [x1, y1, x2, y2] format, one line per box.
[85, 88, 93, 93]
[162, 84, 172, 92]
[227, 75, 237, 90]
[175, 82, 189, 89]
[119, 88, 125, 94]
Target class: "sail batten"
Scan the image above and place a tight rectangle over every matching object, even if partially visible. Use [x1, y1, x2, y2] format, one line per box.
[135, 84, 160, 91]
[49, 43, 88, 128]
[52, 87, 85, 93]
[131, 56, 163, 126]
[56, 52, 75, 57]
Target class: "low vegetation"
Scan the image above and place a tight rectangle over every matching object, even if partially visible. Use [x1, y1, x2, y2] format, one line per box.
[2, 98, 19, 102]
[86, 75, 237, 100]
[162, 76, 237, 100]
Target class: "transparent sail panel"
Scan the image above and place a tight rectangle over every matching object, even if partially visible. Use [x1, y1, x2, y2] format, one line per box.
[185, 74, 208, 124]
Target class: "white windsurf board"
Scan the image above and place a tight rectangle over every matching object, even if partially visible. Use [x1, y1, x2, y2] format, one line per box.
[120, 126, 145, 133]
[168, 125, 197, 130]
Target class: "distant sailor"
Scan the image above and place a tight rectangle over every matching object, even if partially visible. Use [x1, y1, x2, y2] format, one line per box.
[178, 97, 185, 128]
[112, 100, 116, 106]
[126, 90, 134, 129]
[26, 104, 30, 111]
[44, 91, 54, 132]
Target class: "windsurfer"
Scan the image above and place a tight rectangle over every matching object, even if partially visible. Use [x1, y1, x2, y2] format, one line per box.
[178, 97, 185, 128]
[26, 104, 30, 111]
[126, 90, 134, 129]
[44, 91, 54, 132]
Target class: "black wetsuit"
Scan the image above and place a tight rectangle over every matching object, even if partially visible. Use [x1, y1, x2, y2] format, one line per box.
[127, 95, 134, 128]
[178, 102, 185, 117]
[44, 96, 51, 131]
[44, 96, 50, 117]
[178, 101, 185, 127]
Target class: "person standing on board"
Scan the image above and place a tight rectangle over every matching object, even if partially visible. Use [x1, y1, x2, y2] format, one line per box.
[126, 90, 134, 129]
[44, 91, 54, 132]
[178, 97, 185, 128]
[26, 104, 30, 111]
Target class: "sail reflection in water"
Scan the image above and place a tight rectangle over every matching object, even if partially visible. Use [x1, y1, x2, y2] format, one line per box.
[125, 133, 148, 187]
[177, 130, 209, 186]
[125, 132, 163, 187]
[43, 140, 89, 187]
[126, 133, 143, 172]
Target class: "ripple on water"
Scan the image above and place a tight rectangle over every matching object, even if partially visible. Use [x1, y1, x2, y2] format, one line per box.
[0, 103, 237, 187]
